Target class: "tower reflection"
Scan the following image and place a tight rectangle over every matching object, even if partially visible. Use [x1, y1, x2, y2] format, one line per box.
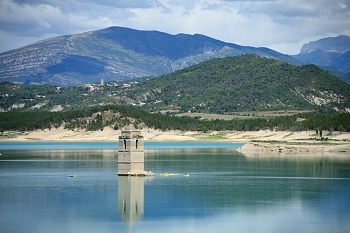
[118, 176, 144, 223]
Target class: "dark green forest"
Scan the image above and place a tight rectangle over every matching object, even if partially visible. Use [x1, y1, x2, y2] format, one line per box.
[0, 105, 349, 133]
[1, 55, 350, 134]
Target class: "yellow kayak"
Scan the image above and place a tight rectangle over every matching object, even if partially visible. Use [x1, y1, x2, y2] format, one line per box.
[160, 173, 179, 177]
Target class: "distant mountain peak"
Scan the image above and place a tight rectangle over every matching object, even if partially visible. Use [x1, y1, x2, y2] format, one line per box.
[293, 35, 350, 81]
[300, 35, 350, 54]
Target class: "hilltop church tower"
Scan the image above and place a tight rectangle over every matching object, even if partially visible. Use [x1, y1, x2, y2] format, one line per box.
[118, 130, 145, 176]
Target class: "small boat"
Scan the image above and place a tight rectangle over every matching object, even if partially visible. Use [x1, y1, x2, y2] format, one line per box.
[161, 173, 179, 177]
[67, 174, 77, 178]
[184, 173, 190, 177]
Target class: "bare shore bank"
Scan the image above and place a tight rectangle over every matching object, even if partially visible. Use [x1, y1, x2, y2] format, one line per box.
[1, 127, 349, 154]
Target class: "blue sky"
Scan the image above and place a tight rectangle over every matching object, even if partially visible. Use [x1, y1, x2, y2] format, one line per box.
[0, 0, 349, 54]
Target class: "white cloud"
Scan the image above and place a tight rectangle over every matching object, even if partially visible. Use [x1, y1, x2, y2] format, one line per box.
[10, 0, 162, 9]
[0, 0, 349, 54]
[220, 0, 350, 53]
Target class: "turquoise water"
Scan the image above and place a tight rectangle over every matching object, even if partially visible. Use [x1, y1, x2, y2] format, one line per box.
[0, 142, 350, 233]
[0, 141, 243, 150]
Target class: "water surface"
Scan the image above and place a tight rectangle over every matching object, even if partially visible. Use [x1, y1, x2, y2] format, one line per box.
[0, 142, 349, 233]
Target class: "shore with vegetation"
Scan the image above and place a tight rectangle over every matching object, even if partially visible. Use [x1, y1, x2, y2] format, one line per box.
[1, 127, 349, 154]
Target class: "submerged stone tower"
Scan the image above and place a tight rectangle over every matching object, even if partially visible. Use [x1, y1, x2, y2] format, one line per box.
[118, 130, 146, 176]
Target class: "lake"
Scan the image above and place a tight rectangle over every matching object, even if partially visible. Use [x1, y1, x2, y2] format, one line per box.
[0, 142, 350, 233]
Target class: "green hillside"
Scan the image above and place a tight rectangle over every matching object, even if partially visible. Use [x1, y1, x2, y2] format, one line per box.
[128, 54, 350, 113]
[0, 55, 349, 114]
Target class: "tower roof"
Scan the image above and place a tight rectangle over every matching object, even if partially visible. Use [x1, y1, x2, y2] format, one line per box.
[119, 130, 143, 139]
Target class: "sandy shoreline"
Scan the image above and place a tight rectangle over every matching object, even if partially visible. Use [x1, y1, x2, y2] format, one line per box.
[1, 127, 350, 154]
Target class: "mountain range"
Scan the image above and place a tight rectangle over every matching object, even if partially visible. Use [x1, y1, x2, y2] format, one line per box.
[0, 26, 349, 86]
[0, 26, 302, 86]
[292, 35, 350, 82]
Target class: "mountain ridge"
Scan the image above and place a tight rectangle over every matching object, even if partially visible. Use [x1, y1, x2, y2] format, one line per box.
[0, 26, 302, 86]
[293, 35, 350, 82]
[300, 35, 350, 54]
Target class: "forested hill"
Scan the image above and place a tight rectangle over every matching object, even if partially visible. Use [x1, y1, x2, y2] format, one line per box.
[128, 54, 350, 113]
[0, 55, 349, 114]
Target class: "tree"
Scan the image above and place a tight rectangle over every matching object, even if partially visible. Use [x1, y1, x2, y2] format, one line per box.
[338, 125, 344, 134]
